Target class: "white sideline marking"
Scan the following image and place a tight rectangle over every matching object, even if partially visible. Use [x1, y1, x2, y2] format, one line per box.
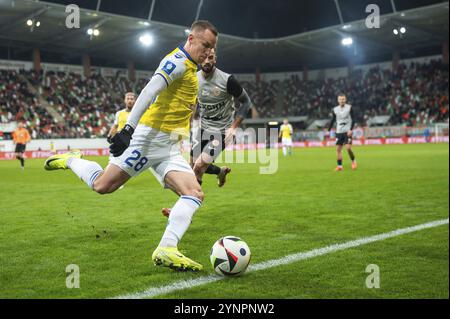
[114, 218, 449, 299]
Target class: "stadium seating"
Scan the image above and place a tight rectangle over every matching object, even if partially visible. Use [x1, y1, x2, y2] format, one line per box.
[0, 69, 56, 139]
[0, 60, 448, 139]
[280, 60, 449, 126]
[240, 79, 280, 118]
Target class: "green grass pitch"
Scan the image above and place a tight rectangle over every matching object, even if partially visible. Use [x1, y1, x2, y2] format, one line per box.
[0, 144, 448, 299]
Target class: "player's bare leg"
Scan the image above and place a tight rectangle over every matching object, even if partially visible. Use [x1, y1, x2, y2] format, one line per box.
[192, 143, 220, 184]
[91, 164, 131, 194]
[153, 171, 204, 271]
[45, 151, 130, 193]
[160, 155, 206, 218]
[162, 163, 231, 218]
[346, 144, 357, 170]
[160, 161, 207, 217]
[193, 138, 230, 187]
[335, 145, 343, 171]
[192, 154, 210, 184]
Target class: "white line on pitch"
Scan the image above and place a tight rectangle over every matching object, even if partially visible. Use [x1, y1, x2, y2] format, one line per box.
[113, 218, 449, 299]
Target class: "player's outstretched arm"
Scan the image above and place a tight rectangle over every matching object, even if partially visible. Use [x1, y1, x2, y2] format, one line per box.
[233, 88, 253, 128]
[227, 75, 253, 129]
[109, 75, 167, 157]
[224, 76, 253, 146]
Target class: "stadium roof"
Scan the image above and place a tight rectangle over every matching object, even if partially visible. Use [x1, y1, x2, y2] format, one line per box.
[0, 0, 448, 73]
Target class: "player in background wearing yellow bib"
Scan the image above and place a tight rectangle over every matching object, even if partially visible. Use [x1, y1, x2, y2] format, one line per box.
[106, 92, 136, 191]
[45, 21, 218, 272]
[279, 118, 293, 156]
[50, 141, 56, 154]
[107, 92, 136, 142]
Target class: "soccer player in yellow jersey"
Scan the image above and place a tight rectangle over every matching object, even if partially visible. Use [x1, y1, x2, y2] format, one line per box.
[107, 92, 136, 142]
[44, 20, 218, 272]
[279, 118, 293, 156]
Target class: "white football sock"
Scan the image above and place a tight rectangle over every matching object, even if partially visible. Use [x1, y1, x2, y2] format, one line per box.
[159, 195, 202, 248]
[67, 158, 103, 189]
[282, 147, 287, 156]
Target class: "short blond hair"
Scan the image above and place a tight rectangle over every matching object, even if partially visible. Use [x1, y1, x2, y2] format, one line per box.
[190, 20, 218, 36]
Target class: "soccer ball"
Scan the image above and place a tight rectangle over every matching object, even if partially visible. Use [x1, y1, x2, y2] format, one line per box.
[210, 236, 251, 276]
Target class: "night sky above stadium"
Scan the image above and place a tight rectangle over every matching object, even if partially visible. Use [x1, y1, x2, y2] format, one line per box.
[42, 0, 446, 38]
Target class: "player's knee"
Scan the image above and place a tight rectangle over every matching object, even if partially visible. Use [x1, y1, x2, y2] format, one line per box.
[93, 184, 108, 195]
[183, 188, 204, 202]
[93, 180, 114, 195]
[195, 189, 205, 202]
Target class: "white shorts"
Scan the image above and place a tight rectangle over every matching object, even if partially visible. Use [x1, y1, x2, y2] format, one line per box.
[109, 125, 194, 187]
[282, 137, 293, 147]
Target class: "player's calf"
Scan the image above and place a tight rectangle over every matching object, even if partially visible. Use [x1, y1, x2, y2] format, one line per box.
[193, 153, 215, 182]
[91, 165, 130, 195]
[182, 188, 205, 202]
[92, 176, 118, 194]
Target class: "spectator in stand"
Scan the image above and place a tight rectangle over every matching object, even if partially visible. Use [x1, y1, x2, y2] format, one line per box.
[0, 59, 447, 140]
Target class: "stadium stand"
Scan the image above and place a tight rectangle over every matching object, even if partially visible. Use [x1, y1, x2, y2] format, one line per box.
[0, 69, 56, 139]
[280, 59, 449, 126]
[0, 59, 448, 140]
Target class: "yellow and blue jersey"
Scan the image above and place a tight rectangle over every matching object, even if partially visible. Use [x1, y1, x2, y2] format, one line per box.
[139, 46, 198, 137]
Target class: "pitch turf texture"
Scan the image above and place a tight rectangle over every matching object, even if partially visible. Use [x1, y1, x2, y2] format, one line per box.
[0, 144, 448, 299]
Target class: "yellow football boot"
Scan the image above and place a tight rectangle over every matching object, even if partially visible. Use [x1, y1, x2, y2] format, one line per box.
[152, 246, 203, 272]
[44, 150, 82, 171]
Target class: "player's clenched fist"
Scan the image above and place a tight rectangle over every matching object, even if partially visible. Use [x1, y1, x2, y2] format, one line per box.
[110, 124, 134, 157]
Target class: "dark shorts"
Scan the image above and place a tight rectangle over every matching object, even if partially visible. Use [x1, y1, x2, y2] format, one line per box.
[15, 143, 26, 153]
[336, 133, 352, 146]
[190, 128, 227, 161]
